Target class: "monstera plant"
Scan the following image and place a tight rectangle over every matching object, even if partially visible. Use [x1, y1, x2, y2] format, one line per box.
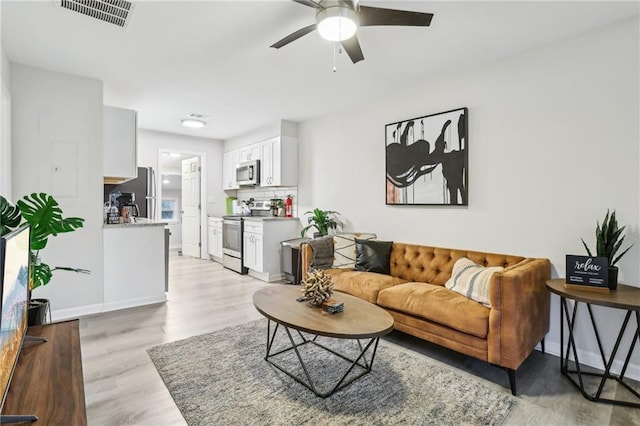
[0, 193, 89, 324]
[300, 208, 343, 237]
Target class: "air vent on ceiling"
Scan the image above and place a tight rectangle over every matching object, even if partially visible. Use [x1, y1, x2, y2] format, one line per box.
[57, 0, 135, 28]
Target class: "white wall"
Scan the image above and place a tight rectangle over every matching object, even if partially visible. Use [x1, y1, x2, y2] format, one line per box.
[1, 49, 10, 88]
[10, 63, 104, 317]
[0, 80, 10, 200]
[224, 119, 298, 151]
[224, 121, 280, 152]
[137, 129, 225, 257]
[298, 18, 640, 378]
[1, 38, 12, 199]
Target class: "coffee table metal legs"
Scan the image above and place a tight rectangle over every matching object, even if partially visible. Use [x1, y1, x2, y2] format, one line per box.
[560, 297, 640, 408]
[264, 319, 380, 398]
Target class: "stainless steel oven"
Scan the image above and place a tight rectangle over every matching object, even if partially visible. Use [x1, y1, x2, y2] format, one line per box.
[222, 217, 248, 274]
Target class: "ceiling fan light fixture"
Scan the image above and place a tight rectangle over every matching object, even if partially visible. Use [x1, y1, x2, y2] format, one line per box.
[181, 118, 206, 128]
[316, 6, 358, 41]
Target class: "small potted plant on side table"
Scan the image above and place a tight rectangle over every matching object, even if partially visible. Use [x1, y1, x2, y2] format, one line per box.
[300, 208, 343, 237]
[581, 209, 633, 290]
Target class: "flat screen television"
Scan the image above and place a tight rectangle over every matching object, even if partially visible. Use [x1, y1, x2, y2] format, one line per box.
[0, 224, 31, 417]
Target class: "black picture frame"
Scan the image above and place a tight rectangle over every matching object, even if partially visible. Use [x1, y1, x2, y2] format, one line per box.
[565, 255, 608, 288]
[385, 107, 468, 206]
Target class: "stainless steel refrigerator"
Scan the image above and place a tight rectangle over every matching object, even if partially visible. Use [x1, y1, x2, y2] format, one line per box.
[104, 166, 157, 219]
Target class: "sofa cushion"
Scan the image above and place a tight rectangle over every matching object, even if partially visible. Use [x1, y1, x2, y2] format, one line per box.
[325, 269, 408, 304]
[332, 233, 376, 269]
[377, 282, 490, 339]
[355, 239, 393, 274]
[389, 243, 525, 285]
[445, 257, 503, 308]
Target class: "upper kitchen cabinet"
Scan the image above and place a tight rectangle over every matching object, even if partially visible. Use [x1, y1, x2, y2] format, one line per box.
[238, 143, 261, 163]
[260, 136, 297, 187]
[103, 106, 137, 184]
[222, 149, 240, 190]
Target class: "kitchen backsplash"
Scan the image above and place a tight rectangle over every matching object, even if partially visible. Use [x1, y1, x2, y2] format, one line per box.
[237, 186, 299, 218]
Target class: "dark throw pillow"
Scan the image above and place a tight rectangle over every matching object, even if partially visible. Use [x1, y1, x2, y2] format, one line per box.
[355, 239, 393, 274]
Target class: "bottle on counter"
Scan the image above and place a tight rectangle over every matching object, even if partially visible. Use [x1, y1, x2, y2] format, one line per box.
[121, 208, 130, 224]
[107, 203, 120, 225]
[103, 203, 110, 224]
[285, 195, 293, 218]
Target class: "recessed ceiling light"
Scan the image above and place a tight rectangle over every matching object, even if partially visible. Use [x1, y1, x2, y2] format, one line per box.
[181, 118, 206, 128]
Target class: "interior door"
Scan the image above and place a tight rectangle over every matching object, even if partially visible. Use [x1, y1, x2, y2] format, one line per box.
[181, 156, 201, 258]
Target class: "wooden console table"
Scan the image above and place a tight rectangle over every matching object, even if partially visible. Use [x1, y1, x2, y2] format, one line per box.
[546, 279, 640, 408]
[1, 319, 87, 424]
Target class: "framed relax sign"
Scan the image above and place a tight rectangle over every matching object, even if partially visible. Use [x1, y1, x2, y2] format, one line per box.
[565, 255, 608, 288]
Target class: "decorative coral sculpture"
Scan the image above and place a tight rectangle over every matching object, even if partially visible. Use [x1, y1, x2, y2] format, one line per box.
[301, 270, 334, 307]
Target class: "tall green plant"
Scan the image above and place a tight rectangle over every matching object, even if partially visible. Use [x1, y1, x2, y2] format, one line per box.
[581, 209, 634, 267]
[0, 193, 89, 290]
[300, 208, 343, 237]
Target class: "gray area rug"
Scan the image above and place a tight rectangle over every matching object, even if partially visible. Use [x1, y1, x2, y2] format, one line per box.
[147, 319, 515, 425]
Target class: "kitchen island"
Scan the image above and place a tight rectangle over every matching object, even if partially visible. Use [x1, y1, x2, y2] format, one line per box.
[103, 220, 168, 312]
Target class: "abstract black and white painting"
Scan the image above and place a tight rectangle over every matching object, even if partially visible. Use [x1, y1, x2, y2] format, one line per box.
[385, 107, 468, 205]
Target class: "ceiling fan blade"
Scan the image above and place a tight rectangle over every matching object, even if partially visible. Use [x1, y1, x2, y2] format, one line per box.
[292, 0, 323, 9]
[358, 6, 433, 27]
[270, 24, 317, 49]
[341, 35, 364, 64]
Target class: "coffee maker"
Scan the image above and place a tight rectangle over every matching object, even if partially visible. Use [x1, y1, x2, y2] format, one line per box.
[116, 192, 140, 217]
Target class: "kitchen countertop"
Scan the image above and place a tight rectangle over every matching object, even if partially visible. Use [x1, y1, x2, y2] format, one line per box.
[243, 216, 299, 222]
[103, 218, 168, 228]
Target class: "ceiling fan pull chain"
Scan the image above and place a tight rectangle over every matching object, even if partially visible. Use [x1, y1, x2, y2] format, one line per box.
[333, 42, 337, 72]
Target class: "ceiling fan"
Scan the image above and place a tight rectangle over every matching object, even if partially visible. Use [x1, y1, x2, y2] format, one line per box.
[270, 0, 434, 64]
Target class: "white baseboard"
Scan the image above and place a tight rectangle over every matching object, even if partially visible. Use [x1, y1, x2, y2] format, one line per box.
[543, 340, 640, 382]
[268, 272, 285, 282]
[51, 296, 167, 321]
[247, 269, 285, 283]
[51, 303, 104, 322]
[102, 295, 167, 313]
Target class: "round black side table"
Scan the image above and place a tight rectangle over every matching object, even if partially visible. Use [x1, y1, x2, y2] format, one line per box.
[546, 278, 640, 408]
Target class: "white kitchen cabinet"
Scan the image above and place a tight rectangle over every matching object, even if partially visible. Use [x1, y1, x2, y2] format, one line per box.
[222, 149, 240, 190]
[239, 143, 261, 163]
[243, 229, 263, 272]
[103, 106, 137, 183]
[242, 218, 299, 282]
[208, 217, 223, 262]
[260, 136, 297, 187]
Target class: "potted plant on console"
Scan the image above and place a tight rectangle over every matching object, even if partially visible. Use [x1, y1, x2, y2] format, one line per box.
[300, 208, 343, 238]
[581, 209, 633, 290]
[0, 193, 89, 325]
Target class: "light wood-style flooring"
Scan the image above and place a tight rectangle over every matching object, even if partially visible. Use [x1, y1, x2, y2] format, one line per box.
[80, 253, 640, 425]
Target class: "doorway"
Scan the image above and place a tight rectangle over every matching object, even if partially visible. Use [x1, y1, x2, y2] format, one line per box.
[158, 150, 204, 257]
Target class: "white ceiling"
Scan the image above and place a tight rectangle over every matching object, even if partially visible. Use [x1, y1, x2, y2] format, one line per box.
[2, 1, 638, 140]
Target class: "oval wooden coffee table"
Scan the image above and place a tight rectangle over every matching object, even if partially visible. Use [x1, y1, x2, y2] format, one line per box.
[253, 284, 394, 398]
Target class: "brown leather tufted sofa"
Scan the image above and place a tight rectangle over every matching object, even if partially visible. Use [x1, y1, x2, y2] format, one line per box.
[300, 242, 551, 395]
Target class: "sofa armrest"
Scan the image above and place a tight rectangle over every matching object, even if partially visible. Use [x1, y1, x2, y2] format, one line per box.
[487, 258, 551, 370]
[300, 243, 313, 281]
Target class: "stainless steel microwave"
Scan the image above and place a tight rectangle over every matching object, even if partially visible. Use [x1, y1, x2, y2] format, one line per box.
[236, 160, 260, 186]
